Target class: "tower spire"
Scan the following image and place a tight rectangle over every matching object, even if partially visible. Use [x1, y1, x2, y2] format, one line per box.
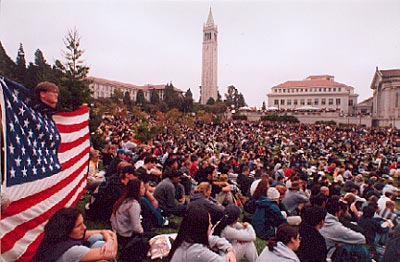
[206, 7, 214, 26]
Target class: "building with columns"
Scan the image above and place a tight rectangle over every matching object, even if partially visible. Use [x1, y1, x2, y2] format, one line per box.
[88, 77, 183, 102]
[370, 67, 400, 128]
[267, 75, 358, 115]
[200, 8, 218, 104]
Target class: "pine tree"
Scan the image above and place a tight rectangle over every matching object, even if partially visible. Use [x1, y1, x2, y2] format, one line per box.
[0, 41, 17, 79]
[15, 43, 27, 84]
[123, 91, 132, 108]
[182, 88, 194, 112]
[56, 28, 91, 111]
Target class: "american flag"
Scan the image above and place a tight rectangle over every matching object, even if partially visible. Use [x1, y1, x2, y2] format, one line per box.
[0, 78, 90, 261]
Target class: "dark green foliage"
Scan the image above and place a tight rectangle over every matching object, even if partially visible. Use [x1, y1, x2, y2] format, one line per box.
[136, 89, 146, 106]
[163, 83, 182, 110]
[262, 101, 266, 111]
[224, 85, 247, 108]
[315, 120, 337, 125]
[182, 89, 194, 112]
[260, 115, 299, 123]
[150, 89, 160, 104]
[15, 43, 27, 84]
[123, 91, 132, 107]
[207, 97, 216, 105]
[0, 41, 17, 80]
[232, 114, 248, 120]
[56, 28, 92, 111]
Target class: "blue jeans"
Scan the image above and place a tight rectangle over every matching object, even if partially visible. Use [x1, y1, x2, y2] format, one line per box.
[141, 196, 165, 229]
[87, 234, 117, 262]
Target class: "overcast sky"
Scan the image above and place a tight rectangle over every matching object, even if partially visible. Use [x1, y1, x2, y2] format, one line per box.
[1, 0, 400, 107]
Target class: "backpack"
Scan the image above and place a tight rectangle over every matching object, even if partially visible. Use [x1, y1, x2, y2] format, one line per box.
[243, 197, 257, 214]
[331, 244, 369, 262]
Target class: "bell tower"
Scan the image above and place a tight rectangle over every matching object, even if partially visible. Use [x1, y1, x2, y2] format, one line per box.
[200, 8, 218, 104]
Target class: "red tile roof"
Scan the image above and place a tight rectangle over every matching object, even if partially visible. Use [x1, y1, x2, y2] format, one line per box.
[88, 77, 184, 93]
[380, 69, 400, 77]
[273, 78, 352, 90]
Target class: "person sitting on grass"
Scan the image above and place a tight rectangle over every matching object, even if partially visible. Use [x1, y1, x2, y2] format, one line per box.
[188, 182, 225, 225]
[32, 207, 117, 262]
[166, 206, 236, 262]
[257, 224, 301, 262]
[111, 179, 153, 262]
[251, 179, 287, 240]
[213, 204, 258, 262]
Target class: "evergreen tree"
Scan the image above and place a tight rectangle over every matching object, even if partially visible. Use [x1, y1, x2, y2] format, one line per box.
[15, 43, 27, 84]
[136, 89, 146, 106]
[56, 28, 91, 111]
[224, 85, 247, 109]
[111, 89, 123, 103]
[262, 101, 266, 111]
[0, 41, 17, 79]
[217, 91, 222, 102]
[25, 49, 53, 90]
[207, 97, 216, 105]
[182, 88, 194, 112]
[150, 89, 160, 104]
[123, 91, 132, 107]
[163, 83, 180, 110]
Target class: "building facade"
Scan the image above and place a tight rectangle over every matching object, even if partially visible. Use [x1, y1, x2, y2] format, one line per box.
[267, 75, 358, 115]
[370, 67, 400, 128]
[88, 77, 183, 102]
[200, 8, 218, 105]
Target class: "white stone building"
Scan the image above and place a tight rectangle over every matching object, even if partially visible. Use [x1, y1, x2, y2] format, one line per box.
[88, 77, 183, 102]
[370, 67, 400, 128]
[200, 8, 218, 104]
[267, 75, 358, 115]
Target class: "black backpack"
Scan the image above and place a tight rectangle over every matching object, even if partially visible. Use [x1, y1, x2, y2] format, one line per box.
[243, 198, 257, 214]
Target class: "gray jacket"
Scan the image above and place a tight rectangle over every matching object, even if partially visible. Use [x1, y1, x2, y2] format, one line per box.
[171, 235, 232, 262]
[257, 241, 300, 262]
[319, 213, 366, 258]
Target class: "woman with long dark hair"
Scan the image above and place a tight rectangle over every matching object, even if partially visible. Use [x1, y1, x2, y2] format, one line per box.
[166, 206, 236, 262]
[257, 224, 301, 262]
[110, 178, 149, 262]
[213, 204, 258, 262]
[251, 178, 287, 240]
[32, 207, 117, 262]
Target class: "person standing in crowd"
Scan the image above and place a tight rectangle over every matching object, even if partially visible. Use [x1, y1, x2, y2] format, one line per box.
[296, 206, 327, 262]
[32, 207, 117, 262]
[213, 204, 258, 262]
[257, 224, 301, 262]
[166, 206, 236, 262]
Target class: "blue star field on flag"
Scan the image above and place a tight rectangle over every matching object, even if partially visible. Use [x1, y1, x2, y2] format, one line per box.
[1, 78, 61, 186]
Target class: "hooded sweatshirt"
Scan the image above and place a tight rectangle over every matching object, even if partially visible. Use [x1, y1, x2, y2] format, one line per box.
[257, 242, 300, 262]
[252, 196, 287, 240]
[319, 213, 366, 258]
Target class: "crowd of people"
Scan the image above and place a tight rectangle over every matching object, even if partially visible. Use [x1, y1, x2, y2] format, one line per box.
[37, 114, 400, 262]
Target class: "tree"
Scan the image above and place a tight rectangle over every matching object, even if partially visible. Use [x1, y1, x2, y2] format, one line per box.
[163, 83, 181, 110]
[150, 89, 160, 104]
[56, 28, 91, 111]
[123, 91, 132, 107]
[25, 49, 54, 90]
[136, 89, 146, 106]
[0, 41, 17, 80]
[110, 89, 123, 102]
[207, 97, 215, 105]
[217, 91, 222, 102]
[262, 101, 266, 111]
[224, 85, 247, 109]
[15, 43, 27, 84]
[182, 88, 194, 112]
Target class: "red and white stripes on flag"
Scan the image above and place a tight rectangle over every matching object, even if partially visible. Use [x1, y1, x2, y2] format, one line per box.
[0, 105, 90, 262]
